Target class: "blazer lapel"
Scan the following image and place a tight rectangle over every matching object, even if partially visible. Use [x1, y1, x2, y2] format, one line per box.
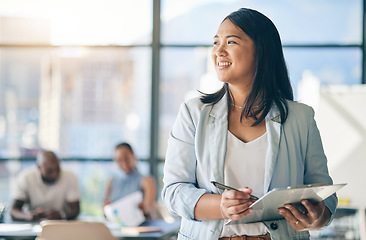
[264, 111, 282, 192]
[208, 98, 228, 185]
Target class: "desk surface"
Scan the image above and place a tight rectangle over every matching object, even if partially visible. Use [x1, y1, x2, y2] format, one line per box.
[0, 219, 180, 240]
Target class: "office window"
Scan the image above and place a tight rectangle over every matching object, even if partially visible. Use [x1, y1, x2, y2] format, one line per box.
[0, 0, 152, 46]
[0, 1, 152, 159]
[0, 47, 151, 159]
[285, 48, 362, 100]
[161, 0, 362, 45]
[0, 48, 50, 158]
[0, 0, 153, 217]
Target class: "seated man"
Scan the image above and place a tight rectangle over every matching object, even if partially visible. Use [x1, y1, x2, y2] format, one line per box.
[104, 142, 157, 219]
[11, 150, 80, 221]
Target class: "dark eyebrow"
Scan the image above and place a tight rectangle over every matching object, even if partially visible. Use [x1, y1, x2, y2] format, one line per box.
[226, 35, 242, 39]
[213, 35, 242, 39]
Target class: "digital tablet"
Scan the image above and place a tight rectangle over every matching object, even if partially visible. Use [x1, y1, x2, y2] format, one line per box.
[228, 183, 347, 224]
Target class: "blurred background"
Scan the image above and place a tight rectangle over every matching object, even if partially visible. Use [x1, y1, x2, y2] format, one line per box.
[0, 0, 365, 238]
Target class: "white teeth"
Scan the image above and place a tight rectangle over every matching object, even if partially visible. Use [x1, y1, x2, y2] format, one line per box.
[218, 62, 232, 66]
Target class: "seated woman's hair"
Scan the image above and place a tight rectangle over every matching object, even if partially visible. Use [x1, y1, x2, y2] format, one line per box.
[115, 142, 134, 153]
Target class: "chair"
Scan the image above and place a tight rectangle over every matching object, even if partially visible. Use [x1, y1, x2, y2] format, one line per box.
[36, 221, 117, 240]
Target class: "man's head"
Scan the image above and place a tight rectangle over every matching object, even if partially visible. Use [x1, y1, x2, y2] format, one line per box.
[37, 150, 61, 185]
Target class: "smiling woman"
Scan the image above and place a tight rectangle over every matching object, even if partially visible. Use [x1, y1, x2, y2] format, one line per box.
[162, 7, 338, 240]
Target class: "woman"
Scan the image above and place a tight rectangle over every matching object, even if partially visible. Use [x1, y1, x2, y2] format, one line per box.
[162, 8, 337, 240]
[104, 142, 156, 218]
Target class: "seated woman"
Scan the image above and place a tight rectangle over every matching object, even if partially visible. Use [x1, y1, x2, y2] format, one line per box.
[104, 142, 157, 219]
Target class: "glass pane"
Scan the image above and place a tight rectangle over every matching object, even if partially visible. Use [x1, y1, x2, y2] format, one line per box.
[159, 46, 362, 158]
[0, 48, 48, 158]
[0, 0, 152, 45]
[284, 47, 362, 101]
[161, 0, 362, 45]
[0, 47, 151, 159]
[159, 47, 222, 157]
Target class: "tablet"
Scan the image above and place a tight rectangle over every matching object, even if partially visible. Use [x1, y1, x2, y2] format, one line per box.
[228, 183, 347, 224]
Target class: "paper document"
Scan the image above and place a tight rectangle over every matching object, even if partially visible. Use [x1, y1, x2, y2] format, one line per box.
[104, 191, 145, 227]
[0, 224, 34, 232]
[121, 226, 162, 235]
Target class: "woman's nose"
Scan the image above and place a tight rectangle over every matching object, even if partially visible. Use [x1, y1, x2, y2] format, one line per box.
[216, 45, 227, 57]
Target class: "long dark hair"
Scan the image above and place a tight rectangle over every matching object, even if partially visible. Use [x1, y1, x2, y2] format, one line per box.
[200, 8, 293, 125]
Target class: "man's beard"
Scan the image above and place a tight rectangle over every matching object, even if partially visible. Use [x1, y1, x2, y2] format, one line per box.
[41, 175, 58, 185]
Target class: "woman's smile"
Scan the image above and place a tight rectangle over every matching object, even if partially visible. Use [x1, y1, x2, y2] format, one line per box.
[217, 61, 232, 68]
[217, 62, 232, 68]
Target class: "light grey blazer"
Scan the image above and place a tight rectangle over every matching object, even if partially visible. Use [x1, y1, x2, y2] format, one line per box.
[162, 94, 337, 240]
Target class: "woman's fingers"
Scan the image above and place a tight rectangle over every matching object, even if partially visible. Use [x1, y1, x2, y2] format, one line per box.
[228, 207, 253, 221]
[220, 188, 255, 220]
[278, 206, 305, 230]
[222, 187, 253, 200]
[278, 200, 327, 231]
[302, 200, 324, 221]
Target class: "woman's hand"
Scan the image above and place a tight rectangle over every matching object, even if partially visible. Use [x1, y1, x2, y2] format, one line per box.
[138, 201, 154, 216]
[103, 199, 111, 207]
[220, 187, 255, 221]
[278, 200, 331, 231]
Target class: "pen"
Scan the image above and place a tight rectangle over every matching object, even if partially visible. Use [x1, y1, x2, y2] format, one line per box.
[211, 181, 259, 200]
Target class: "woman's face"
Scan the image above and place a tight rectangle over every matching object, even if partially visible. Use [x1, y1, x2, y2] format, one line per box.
[211, 19, 256, 86]
[114, 147, 136, 174]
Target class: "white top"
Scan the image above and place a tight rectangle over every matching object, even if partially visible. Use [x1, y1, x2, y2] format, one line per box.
[220, 130, 269, 237]
[12, 167, 80, 211]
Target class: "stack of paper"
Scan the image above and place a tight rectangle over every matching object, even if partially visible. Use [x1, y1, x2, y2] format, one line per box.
[104, 191, 145, 227]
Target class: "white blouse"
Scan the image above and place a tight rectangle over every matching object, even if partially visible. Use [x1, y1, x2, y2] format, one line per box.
[220, 130, 269, 237]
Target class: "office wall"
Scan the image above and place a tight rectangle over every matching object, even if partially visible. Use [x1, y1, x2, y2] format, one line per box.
[315, 85, 366, 208]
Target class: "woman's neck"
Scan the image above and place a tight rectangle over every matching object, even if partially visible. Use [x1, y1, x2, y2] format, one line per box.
[229, 84, 251, 106]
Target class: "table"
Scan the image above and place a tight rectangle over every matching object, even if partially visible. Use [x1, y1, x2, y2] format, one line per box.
[112, 220, 180, 240]
[0, 219, 180, 240]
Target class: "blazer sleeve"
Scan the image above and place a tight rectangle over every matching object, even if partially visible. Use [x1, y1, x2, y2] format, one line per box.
[161, 102, 209, 221]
